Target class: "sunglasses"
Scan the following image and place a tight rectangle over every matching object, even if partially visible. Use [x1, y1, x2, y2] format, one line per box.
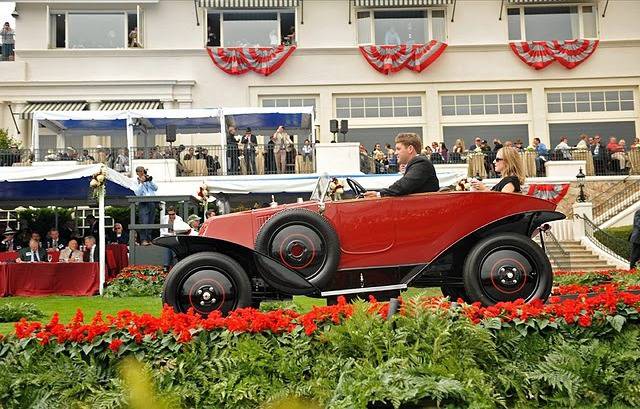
[168, 213, 176, 217]
[494, 158, 504, 162]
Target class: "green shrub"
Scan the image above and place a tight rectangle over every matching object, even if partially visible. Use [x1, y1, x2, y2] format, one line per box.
[103, 265, 166, 298]
[16, 208, 73, 239]
[597, 226, 632, 260]
[105, 206, 131, 229]
[0, 303, 45, 323]
[0, 128, 19, 149]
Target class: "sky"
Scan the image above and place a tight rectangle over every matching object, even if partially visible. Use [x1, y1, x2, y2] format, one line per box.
[0, 2, 15, 26]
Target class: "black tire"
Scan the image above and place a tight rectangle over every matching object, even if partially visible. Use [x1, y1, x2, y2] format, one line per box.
[440, 285, 471, 303]
[462, 233, 552, 306]
[162, 252, 251, 316]
[255, 208, 340, 290]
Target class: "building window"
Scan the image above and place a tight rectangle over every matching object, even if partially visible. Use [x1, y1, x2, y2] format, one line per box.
[508, 5, 597, 41]
[443, 124, 529, 152]
[441, 93, 527, 116]
[336, 96, 422, 119]
[262, 97, 316, 114]
[50, 10, 143, 49]
[206, 10, 295, 47]
[547, 90, 635, 113]
[357, 9, 446, 45]
[548, 121, 636, 148]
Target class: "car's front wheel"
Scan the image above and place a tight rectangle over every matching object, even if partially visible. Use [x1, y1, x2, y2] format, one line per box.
[162, 252, 251, 316]
[462, 233, 552, 306]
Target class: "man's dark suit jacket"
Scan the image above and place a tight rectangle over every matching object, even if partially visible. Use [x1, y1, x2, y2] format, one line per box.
[630, 210, 640, 244]
[83, 246, 100, 263]
[18, 247, 48, 262]
[45, 237, 68, 250]
[379, 155, 440, 197]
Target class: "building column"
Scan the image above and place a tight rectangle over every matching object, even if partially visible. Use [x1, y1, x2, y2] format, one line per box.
[530, 84, 549, 147]
[9, 102, 28, 148]
[424, 84, 440, 146]
[87, 100, 101, 111]
[161, 100, 176, 109]
[572, 201, 593, 239]
[318, 90, 334, 142]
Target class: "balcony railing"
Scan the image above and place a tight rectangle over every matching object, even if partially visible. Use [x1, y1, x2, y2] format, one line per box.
[2, 145, 638, 178]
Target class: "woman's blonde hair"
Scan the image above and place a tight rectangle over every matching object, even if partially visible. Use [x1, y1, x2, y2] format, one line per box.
[455, 138, 465, 150]
[499, 147, 526, 185]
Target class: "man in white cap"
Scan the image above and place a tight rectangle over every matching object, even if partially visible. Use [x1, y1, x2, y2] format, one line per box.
[0, 226, 20, 252]
[186, 214, 201, 235]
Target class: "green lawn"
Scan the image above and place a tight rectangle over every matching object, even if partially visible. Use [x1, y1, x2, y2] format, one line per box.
[0, 287, 442, 335]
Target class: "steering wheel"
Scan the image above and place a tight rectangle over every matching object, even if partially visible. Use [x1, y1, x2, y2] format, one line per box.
[346, 178, 367, 198]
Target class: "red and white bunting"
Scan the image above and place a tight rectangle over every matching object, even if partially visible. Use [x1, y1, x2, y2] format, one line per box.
[526, 183, 570, 205]
[509, 39, 599, 70]
[206, 45, 296, 76]
[359, 41, 448, 75]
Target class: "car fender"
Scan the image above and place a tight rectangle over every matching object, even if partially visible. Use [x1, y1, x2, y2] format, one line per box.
[153, 235, 319, 296]
[402, 210, 565, 285]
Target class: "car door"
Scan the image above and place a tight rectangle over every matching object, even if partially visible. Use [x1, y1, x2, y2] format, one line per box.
[331, 198, 396, 254]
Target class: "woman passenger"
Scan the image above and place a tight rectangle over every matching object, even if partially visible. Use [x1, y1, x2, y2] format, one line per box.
[471, 147, 525, 193]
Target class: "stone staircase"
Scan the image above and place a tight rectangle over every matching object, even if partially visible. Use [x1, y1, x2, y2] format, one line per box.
[546, 240, 617, 272]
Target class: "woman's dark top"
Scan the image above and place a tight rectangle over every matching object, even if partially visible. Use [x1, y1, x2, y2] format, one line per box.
[491, 175, 521, 193]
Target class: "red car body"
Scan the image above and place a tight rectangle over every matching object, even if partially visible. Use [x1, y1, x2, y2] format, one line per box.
[158, 188, 564, 315]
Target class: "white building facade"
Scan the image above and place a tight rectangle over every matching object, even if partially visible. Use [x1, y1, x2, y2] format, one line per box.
[0, 0, 639, 151]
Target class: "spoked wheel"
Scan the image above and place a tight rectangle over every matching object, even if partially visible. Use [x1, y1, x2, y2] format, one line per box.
[255, 209, 340, 290]
[162, 252, 251, 316]
[463, 233, 552, 306]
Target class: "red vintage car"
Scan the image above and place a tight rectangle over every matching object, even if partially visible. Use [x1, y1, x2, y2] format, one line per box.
[156, 175, 565, 316]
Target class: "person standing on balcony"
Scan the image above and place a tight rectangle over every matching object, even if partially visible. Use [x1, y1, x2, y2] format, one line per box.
[134, 166, 158, 245]
[241, 127, 257, 175]
[630, 209, 640, 270]
[226, 126, 240, 175]
[265, 134, 277, 174]
[533, 137, 548, 176]
[1, 22, 15, 61]
[273, 126, 292, 174]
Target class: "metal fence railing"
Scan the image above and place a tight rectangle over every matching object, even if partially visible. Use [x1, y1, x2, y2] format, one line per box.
[2, 144, 637, 178]
[593, 179, 640, 225]
[577, 214, 630, 263]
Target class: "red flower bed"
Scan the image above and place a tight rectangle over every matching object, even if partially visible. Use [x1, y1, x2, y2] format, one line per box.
[11, 288, 640, 351]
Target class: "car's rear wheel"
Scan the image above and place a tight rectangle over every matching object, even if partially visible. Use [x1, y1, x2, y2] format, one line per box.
[462, 233, 552, 306]
[162, 252, 251, 316]
[255, 209, 340, 290]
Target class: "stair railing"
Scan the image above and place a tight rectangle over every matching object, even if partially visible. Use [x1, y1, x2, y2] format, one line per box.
[538, 227, 572, 271]
[592, 178, 640, 225]
[575, 214, 630, 265]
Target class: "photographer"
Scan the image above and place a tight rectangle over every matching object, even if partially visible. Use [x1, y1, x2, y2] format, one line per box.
[134, 166, 158, 245]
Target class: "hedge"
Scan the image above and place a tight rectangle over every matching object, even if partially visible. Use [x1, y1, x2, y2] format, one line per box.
[597, 226, 633, 260]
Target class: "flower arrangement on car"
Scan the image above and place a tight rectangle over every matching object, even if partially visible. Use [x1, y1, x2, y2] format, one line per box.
[197, 183, 209, 204]
[455, 177, 472, 191]
[328, 177, 345, 201]
[89, 166, 107, 199]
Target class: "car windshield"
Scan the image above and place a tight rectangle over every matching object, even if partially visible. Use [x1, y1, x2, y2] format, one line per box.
[310, 173, 330, 201]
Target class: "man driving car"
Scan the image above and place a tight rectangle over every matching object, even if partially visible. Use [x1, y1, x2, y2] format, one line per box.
[364, 133, 439, 197]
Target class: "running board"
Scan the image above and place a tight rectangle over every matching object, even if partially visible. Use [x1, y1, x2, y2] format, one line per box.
[321, 284, 407, 297]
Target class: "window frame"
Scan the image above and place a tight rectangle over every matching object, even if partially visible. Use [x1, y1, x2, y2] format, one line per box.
[260, 95, 319, 123]
[546, 88, 636, 115]
[205, 8, 296, 48]
[356, 7, 447, 46]
[440, 92, 529, 118]
[48, 8, 143, 49]
[507, 3, 599, 42]
[334, 94, 424, 120]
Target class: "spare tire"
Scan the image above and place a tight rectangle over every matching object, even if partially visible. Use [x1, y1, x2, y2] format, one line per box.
[255, 208, 340, 290]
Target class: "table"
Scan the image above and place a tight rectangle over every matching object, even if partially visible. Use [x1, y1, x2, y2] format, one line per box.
[0, 262, 99, 297]
[520, 151, 537, 178]
[467, 154, 487, 178]
[629, 150, 640, 175]
[106, 244, 129, 278]
[571, 149, 595, 176]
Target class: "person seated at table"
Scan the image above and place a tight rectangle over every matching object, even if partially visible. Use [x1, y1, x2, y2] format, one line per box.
[1, 226, 21, 252]
[59, 239, 83, 263]
[45, 228, 67, 251]
[108, 223, 129, 245]
[471, 147, 525, 193]
[16, 239, 48, 263]
[83, 236, 99, 262]
[187, 214, 201, 235]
